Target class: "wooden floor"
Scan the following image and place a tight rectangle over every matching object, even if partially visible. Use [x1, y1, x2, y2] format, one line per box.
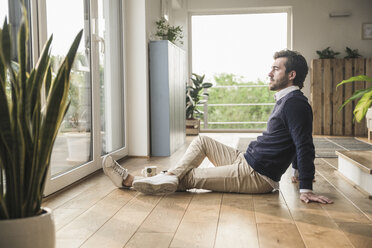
[42, 133, 372, 248]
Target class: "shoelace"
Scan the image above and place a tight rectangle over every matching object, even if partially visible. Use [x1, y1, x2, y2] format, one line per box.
[112, 160, 128, 177]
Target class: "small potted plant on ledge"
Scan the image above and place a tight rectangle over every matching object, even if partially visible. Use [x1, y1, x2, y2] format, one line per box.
[155, 17, 184, 46]
[0, 9, 82, 248]
[186, 73, 213, 135]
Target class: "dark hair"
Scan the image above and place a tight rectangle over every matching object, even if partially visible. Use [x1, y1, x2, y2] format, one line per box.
[274, 50, 308, 89]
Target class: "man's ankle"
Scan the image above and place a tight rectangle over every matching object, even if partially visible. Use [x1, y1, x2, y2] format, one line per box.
[123, 174, 134, 187]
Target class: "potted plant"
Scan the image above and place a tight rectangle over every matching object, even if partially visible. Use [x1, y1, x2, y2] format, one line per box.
[186, 73, 213, 135]
[0, 9, 82, 248]
[316, 47, 340, 59]
[344, 47, 362, 59]
[337, 75, 372, 122]
[155, 17, 184, 45]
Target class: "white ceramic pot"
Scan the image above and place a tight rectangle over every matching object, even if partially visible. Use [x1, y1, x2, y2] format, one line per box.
[65, 132, 91, 162]
[0, 207, 55, 248]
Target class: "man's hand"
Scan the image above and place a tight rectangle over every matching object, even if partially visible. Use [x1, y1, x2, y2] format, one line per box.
[300, 192, 333, 204]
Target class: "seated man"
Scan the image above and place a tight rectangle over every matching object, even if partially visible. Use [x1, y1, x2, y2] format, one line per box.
[103, 50, 333, 204]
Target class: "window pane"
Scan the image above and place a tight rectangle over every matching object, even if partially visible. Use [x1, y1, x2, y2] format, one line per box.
[47, 0, 92, 176]
[192, 13, 287, 130]
[99, 0, 125, 154]
[0, 0, 8, 22]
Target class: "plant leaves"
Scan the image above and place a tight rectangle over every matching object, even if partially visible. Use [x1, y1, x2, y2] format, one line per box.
[338, 87, 372, 110]
[336, 75, 372, 88]
[1, 19, 11, 65]
[353, 90, 372, 122]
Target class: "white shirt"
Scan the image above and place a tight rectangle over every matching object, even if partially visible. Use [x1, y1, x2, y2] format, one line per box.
[260, 85, 312, 193]
[274, 85, 300, 101]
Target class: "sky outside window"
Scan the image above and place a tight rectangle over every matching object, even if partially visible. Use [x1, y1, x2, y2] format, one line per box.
[0, 0, 9, 23]
[192, 13, 287, 84]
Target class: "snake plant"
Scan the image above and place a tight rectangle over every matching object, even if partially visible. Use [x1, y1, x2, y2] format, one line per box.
[337, 75, 372, 122]
[0, 9, 82, 219]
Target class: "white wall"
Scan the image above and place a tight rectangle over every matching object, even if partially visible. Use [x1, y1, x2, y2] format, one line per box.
[125, 0, 150, 156]
[187, 0, 372, 98]
[124, 0, 371, 155]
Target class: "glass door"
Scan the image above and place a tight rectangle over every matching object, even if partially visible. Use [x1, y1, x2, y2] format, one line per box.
[97, 0, 127, 159]
[35, 0, 127, 195]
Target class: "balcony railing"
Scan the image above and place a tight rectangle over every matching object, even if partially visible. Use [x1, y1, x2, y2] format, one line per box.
[197, 84, 275, 131]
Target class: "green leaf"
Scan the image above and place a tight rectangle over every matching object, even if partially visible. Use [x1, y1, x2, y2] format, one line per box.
[201, 82, 213, 88]
[336, 75, 372, 88]
[338, 87, 372, 110]
[18, 7, 29, 95]
[1, 19, 11, 65]
[353, 90, 372, 122]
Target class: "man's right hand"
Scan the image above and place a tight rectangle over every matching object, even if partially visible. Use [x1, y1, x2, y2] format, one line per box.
[300, 192, 333, 204]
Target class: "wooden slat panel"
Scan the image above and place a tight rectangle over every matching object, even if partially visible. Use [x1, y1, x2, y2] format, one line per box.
[344, 59, 354, 136]
[333, 59, 344, 135]
[354, 58, 366, 137]
[311, 60, 323, 135]
[323, 59, 333, 135]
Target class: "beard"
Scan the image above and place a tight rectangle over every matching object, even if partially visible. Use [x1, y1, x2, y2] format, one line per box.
[269, 75, 291, 91]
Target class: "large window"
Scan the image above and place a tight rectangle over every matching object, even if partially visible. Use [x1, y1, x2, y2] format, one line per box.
[47, 0, 92, 175]
[192, 12, 288, 130]
[0, 0, 8, 22]
[98, 0, 125, 155]
[0, 0, 128, 195]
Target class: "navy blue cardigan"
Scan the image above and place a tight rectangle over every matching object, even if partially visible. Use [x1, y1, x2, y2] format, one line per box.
[244, 90, 315, 190]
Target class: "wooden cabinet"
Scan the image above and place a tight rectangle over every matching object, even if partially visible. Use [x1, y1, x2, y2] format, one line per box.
[149, 40, 187, 156]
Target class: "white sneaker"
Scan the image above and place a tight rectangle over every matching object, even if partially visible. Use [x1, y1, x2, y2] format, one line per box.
[132, 174, 178, 194]
[102, 155, 129, 188]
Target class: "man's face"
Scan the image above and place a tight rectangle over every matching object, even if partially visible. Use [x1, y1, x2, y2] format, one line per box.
[268, 57, 293, 91]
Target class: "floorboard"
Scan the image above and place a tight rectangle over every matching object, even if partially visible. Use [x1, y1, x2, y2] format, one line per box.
[42, 133, 372, 248]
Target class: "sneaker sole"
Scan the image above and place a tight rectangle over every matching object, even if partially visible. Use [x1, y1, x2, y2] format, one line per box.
[102, 155, 112, 175]
[132, 181, 177, 194]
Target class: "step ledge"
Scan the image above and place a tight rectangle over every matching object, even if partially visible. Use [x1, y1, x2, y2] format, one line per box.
[334, 170, 372, 199]
[335, 150, 372, 174]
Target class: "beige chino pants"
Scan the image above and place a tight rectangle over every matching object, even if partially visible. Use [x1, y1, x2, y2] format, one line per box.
[168, 136, 273, 193]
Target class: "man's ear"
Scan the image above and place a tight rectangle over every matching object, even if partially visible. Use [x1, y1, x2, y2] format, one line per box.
[288, 70, 296, 81]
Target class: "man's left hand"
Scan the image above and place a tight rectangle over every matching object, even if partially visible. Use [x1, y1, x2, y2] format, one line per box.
[300, 192, 333, 204]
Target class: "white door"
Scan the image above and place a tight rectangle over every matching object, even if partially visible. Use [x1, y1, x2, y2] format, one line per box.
[32, 0, 127, 195]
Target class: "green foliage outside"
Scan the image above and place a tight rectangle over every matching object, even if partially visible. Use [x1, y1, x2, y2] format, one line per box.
[51, 52, 90, 131]
[197, 73, 275, 130]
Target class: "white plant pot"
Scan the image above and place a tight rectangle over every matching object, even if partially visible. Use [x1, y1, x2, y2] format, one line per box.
[65, 132, 91, 162]
[0, 207, 55, 248]
[366, 107, 372, 129]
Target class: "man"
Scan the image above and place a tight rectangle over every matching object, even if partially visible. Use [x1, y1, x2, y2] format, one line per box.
[103, 50, 333, 204]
